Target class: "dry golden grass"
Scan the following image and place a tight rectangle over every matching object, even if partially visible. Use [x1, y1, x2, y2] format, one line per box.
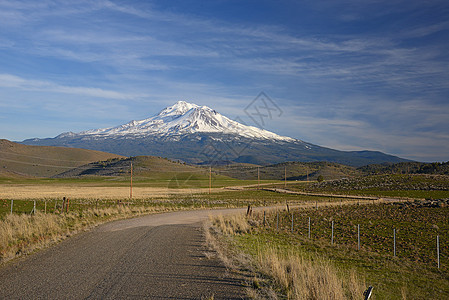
[213, 214, 251, 235]
[258, 248, 365, 300]
[209, 213, 365, 300]
[0, 205, 174, 264]
[0, 185, 210, 200]
[0, 212, 65, 261]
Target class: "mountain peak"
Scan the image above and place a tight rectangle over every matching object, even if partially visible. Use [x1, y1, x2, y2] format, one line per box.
[158, 101, 199, 118]
[21, 100, 410, 166]
[75, 101, 295, 141]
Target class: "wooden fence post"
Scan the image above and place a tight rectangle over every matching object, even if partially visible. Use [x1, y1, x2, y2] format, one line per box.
[10, 199, 13, 215]
[246, 205, 252, 217]
[66, 198, 70, 213]
[61, 197, 66, 214]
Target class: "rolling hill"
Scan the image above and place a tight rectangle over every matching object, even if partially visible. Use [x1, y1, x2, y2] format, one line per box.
[0, 139, 124, 177]
[54, 155, 234, 188]
[55, 155, 207, 178]
[215, 161, 362, 181]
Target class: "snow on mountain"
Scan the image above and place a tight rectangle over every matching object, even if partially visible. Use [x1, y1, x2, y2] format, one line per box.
[21, 100, 410, 166]
[79, 101, 295, 141]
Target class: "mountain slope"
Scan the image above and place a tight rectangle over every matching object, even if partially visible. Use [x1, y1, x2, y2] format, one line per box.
[0, 139, 124, 177]
[215, 161, 361, 181]
[55, 156, 205, 178]
[54, 155, 234, 189]
[22, 101, 410, 167]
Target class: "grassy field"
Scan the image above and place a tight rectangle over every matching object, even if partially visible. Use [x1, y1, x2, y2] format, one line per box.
[3, 171, 448, 298]
[214, 203, 449, 299]
[214, 161, 361, 181]
[0, 187, 351, 218]
[209, 208, 366, 299]
[0, 174, 277, 187]
[0, 175, 283, 203]
[280, 174, 449, 199]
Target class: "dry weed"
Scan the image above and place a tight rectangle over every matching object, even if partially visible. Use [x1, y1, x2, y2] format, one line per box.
[0, 205, 172, 264]
[210, 214, 366, 300]
[401, 285, 407, 300]
[0, 212, 64, 260]
[258, 247, 365, 300]
[0, 185, 208, 200]
[212, 214, 250, 235]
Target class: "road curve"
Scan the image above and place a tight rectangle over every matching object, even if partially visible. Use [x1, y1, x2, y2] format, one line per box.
[0, 209, 249, 299]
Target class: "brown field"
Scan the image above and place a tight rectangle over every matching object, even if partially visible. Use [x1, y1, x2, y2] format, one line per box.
[0, 185, 215, 200]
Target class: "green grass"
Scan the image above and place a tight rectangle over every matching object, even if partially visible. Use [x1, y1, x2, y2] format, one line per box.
[324, 189, 449, 199]
[0, 186, 353, 219]
[0, 189, 274, 218]
[234, 204, 449, 299]
[0, 175, 278, 188]
[0, 197, 222, 218]
[281, 174, 449, 200]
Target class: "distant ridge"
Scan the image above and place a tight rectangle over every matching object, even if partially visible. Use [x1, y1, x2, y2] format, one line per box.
[22, 101, 411, 167]
[0, 139, 124, 177]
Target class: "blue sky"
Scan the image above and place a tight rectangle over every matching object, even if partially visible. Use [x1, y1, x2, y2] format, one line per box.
[0, 0, 448, 162]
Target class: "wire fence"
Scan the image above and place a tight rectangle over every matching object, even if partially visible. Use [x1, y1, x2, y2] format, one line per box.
[258, 204, 448, 270]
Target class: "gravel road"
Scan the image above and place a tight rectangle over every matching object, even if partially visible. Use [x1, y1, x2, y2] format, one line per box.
[0, 209, 249, 299]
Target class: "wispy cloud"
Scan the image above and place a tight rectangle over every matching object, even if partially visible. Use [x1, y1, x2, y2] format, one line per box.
[0, 74, 145, 100]
[0, 0, 447, 161]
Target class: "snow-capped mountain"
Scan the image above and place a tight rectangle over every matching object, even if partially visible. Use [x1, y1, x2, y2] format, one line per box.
[22, 101, 409, 166]
[66, 101, 294, 141]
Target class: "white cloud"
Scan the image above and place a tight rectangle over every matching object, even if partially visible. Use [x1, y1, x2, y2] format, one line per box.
[0, 74, 146, 100]
[0, 0, 448, 161]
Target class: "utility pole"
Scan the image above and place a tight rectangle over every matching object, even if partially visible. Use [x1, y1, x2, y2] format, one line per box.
[130, 161, 133, 200]
[257, 166, 260, 190]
